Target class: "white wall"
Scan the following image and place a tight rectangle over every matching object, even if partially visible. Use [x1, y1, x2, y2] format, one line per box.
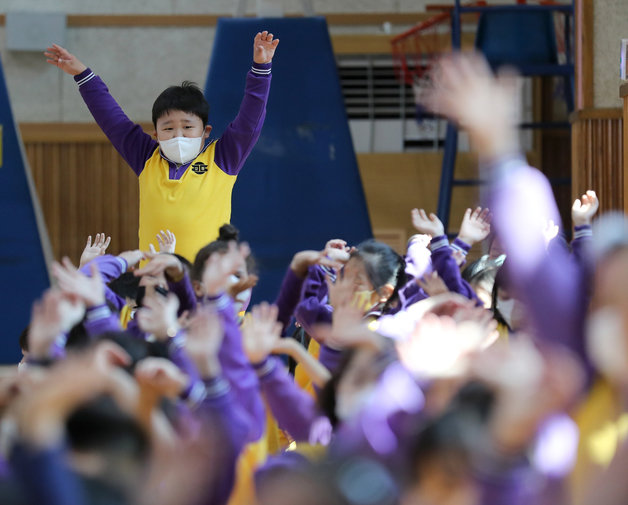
[593, 0, 628, 108]
[0, 0, 432, 123]
[0, 0, 579, 123]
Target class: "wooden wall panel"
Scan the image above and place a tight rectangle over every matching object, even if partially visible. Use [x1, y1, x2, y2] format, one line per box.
[357, 151, 481, 245]
[25, 142, 139, 263]
[571, 109, 623, 213]
[23, 130, 484, 264]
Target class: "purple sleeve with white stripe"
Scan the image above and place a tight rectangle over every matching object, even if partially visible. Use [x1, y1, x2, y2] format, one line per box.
[213, 63, 272, 176]
[274, 267, 306, 333]
[167, 274, 198, 316]
[294, 265, 333, 336]
[79, 255, 127, 284]
[206, 293, 266, 443]
[80, 255, 127, 311]
[83, 305, 122, 336]
[571, 225, 594, 280]
[255, 357, 319, 442]
[487, 157, 590, 369]
[429, 235, 482, 304]
[74, 68, 158, 176]
[195, 377, 252, 505]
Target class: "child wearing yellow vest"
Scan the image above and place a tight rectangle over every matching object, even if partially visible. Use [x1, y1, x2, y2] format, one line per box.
[45, 32, 279, 261]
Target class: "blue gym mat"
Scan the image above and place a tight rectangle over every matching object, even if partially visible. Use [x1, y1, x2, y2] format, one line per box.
[0, 60, 50, 363]
[206, 17, 372, 306]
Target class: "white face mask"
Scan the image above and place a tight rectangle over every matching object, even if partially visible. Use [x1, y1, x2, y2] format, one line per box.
[229, 274, 253, 314]
[159, 136, 204, 164]
[234, 288, 252, 314]
[496, 298, 516, 329]
[586, 307, 628, 384]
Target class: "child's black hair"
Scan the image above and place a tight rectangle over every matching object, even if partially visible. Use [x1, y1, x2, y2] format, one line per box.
[108, 272, 141, 302]
[18, 326, 29, 353]
[491, 263, 511, 331]
[66, 394, 149, 496]
[350, 240, 407, 311]
[405, 381, 495, 486]
[152, 81, 209, 127]
[191, 224, 256, 282]
[462, 258, 499, 296]
[67, 394, 149, 460]
[173, 253, 193, 276]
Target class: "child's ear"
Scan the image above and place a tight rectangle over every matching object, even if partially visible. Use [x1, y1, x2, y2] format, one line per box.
[152, 130, 158, 140]
[192, 280, 204, 298]
[378, 284, 395, 303]
[204, 125, 212, 139]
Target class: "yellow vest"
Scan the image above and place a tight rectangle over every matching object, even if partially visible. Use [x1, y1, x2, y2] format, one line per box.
[138, 142, 237, 262]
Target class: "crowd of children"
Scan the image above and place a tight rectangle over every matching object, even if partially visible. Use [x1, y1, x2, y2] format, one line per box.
[2, 35, 627, 505]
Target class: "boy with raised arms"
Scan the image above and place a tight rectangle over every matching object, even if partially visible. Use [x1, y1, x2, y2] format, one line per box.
[45, 32, 279, 261]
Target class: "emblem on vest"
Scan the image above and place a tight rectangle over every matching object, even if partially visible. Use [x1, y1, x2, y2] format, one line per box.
[191, 162, 208, 175]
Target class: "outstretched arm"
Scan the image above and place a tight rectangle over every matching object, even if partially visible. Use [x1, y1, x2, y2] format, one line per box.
[423, 53, 589, 363]
[45, 44, 157, 175]
[571, 190, 598, 278]
[214, 31, 279, 176]
[412, 208, 481, 303]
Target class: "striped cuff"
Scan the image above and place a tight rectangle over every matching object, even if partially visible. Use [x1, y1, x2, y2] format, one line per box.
[451, 238, 471, 257]
[186, 380, 208, 406]
[573, 225, 593, 239]
[115, 256, 128, 272]
[320, 264, 337, 282]
[253, 357, 276, 378]
[188, 377, 231, 409]
[251, 62, 272, 75]
[167, 331, 186, 353]
[429, 235, 450, 252]
[203, 293, 230, 312]
[85, 304, 111, 321]
[75, 68, 96, 87]
[203, 376, 231, 399]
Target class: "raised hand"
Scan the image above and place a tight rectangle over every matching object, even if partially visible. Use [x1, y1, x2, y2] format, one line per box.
[135, 357, 188, 399]
[324, 239, 352, 264]
[241, 303, 283, 365]
[423, 52, 521, 160]
[184, 309, 224, 378]
[471, 338, 584, 453]
[314, 273, 383, 351]
[14, 340, 131, 448]
[79, 233, 111, 268]
[227, 273, 259, 299]
[134, 251, 184, 282]
[417, 271, 449, 297]
[44, 43, 87, 76]
[457, 207, 491, 246]
[136, 291, 180, 340]
[156, 229, 176, 254]
[51, 258, 105, 308]
[572, 190, 599, 227]
[290, 250, 343, 278]
[543, 219, 560, 247]
[28, 289, 85, 359]
[118, 250, 146, 271]
[201, 242, 250, 297]
[411, 208, 445, 237]
[253, 31, 280, 64]
[396, 308, 497, 380]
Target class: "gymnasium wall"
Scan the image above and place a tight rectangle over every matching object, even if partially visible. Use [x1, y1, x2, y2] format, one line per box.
[593, 0, 628, 108]
[20, 122, 481, 262]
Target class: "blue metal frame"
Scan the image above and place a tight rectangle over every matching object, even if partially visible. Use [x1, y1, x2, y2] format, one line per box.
[437, 0, 575, 231]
